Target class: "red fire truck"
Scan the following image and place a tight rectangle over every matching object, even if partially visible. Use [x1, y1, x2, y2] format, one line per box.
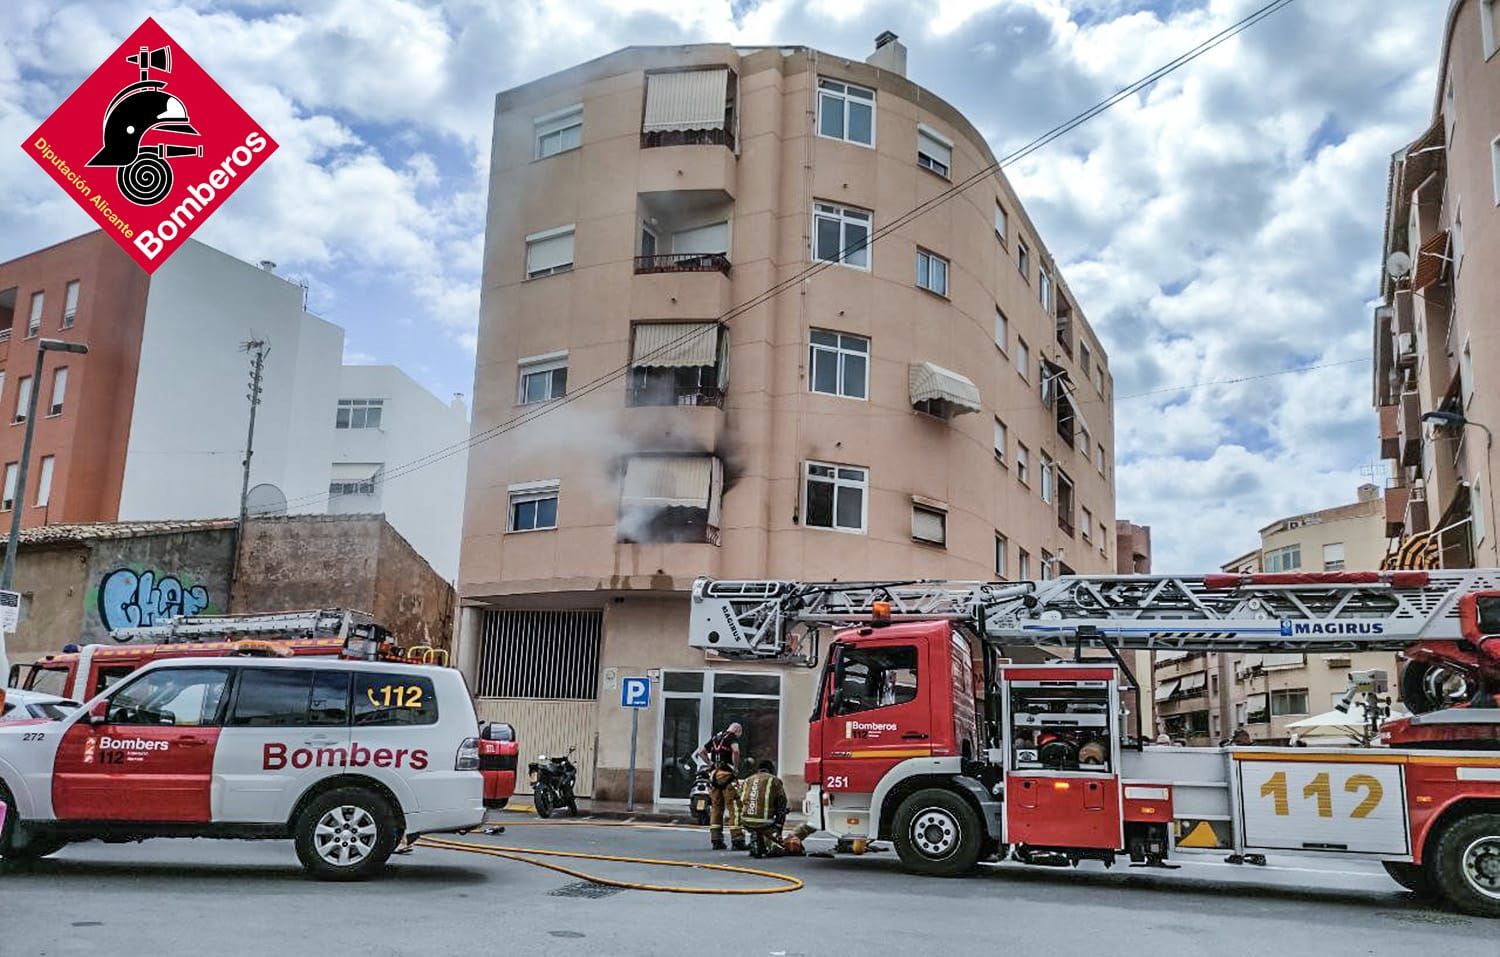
[689, 571, 1500, 917]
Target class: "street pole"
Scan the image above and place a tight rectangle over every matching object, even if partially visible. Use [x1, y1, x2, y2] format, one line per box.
[228, 340, 267, 609]
[627, 707, 639, 811]
[1, 346, 49, 594]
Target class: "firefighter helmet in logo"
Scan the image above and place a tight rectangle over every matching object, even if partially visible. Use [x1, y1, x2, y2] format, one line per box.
[85, 45, 202, 206]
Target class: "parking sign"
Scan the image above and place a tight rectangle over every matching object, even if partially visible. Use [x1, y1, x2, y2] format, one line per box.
[621, 677, 650, 709]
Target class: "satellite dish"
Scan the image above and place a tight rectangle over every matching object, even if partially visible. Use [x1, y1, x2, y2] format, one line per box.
[1386, 250, 1412, 279]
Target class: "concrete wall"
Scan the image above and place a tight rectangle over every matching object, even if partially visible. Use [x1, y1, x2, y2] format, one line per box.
[6, 543, 90, 664]
[373, 520, 456, 651]
[81, 528, 236, 645]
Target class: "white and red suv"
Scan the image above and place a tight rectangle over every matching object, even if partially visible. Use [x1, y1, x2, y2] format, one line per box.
[0, 657, 484, 880]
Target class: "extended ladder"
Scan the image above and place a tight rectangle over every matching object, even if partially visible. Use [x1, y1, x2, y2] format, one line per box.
[106, 608, 373, 645]
[689, 570, 1500, 665]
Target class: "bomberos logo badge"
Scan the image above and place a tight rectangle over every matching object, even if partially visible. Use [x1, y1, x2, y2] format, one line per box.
[22, 17, 277, 273]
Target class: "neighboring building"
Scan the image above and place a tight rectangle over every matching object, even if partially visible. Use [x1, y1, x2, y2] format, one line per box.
[0, 233, 468, 577]
[1374, 0, 1500, 569]
[1, 514, 454, 670]
[1114, 519, 1153, 736]
[1153, 487, 1400, 744]
[457, 37, 1119, 804]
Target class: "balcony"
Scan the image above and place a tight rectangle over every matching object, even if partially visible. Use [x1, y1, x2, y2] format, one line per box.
[1399, 391, 1422, 468]
[641, 67, 735, 152]
[1407, 487, 1431, 534]
[627, 322, 727, 409]
[1379, 404, 1399, 460]
[641, 128, 734, 151]
[1385, 482, 1409, 537]
[634, 252, 730, 276]
[1055, 296, 1074, 357]
[617, 454, 723, 546]
[635, 189, 732, 279]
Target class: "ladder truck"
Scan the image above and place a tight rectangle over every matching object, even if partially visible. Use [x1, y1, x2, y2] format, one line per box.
[688, 570, 1500, 917]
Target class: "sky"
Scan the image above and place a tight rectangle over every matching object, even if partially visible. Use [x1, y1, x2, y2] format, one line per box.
[0, 0, 1454, 572]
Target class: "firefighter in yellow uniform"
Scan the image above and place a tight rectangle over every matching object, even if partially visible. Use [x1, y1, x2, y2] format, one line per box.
[695, 722, 745, 850]
[740, 760, 805, 858]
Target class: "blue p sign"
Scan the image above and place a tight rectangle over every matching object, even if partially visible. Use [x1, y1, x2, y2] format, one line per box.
[621, 677, 650, 709]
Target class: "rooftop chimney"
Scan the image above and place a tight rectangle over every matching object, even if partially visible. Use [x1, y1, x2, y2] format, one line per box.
[258, 260, 277, 273]
[865, 31, 906, 77]
[1356, 483, 1380, 503]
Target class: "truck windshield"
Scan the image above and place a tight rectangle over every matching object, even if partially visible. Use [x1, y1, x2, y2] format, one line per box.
[26, 665, 70, 698]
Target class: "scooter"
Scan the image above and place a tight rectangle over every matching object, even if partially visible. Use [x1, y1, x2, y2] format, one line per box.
[528, 747, 580, 819]
[684, 757, 712, 825]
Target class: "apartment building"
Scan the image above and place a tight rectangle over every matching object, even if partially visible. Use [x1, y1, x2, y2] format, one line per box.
[1374, 0, 1500, 569]
[0, 233, 468, 578]
[1153, 486, 1400, 744]
[456, 37, 1118, 804]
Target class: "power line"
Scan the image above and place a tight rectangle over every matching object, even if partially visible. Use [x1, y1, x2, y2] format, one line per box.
[260, 0, 1301, 515]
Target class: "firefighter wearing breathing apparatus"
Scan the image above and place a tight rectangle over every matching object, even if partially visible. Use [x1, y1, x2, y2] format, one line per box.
[739, 760, 806, 858]
[694, 721, 744, 850]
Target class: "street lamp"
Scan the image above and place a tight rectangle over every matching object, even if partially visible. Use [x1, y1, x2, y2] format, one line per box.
[0, 338, 89, 591]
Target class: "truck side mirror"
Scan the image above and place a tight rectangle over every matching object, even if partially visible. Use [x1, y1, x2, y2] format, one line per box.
[88, 700, 109, 726]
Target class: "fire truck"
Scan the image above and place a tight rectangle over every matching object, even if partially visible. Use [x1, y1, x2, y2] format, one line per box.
[688, 570, 1500, 917]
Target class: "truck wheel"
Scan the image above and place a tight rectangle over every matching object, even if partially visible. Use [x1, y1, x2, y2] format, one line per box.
[1428, 812, 1500, 918]
[294, 787, 398, 882]
[892, 788, 982, 877]
[1382, 861, 1435, 897]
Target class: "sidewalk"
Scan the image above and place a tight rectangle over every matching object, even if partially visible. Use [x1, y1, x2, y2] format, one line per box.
[499, 795, 807, 828]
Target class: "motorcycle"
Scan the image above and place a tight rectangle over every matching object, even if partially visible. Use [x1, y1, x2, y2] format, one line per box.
[528, 747, 580, 819]
[682, 757, 712, 825]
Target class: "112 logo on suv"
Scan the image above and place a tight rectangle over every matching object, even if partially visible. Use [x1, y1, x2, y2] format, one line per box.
[22, 17, 277, 273]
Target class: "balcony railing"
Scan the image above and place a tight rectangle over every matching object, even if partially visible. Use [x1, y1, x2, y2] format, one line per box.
[0, 328, 11, 343]
[641, 128, 734, 150]
[634, 253, 731, 275]
[626, 384, 725, 409]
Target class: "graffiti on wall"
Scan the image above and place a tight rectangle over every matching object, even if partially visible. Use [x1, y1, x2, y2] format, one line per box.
[97, 567, 212, 634]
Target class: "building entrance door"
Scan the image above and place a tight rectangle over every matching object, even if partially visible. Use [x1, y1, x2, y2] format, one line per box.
[656, 670, 781, 804]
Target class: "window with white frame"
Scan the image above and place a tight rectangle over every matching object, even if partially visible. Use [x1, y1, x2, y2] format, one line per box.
[1081, 507, 1092, 542]
[916, 125, 951, 177]
[817, 78, 874, 146]
[994, 307, 1008, 353]
[335, 397, 383, 430]
[48, 366, 67, 416]
[518, 353, 567, 405]
[1322, 541, 1346, 571]
[1, 462, 16, 511]
[509, 481, 559, 532]
[1018, 548, 1031, 579]
[1093, 363, 1105, 394]
[1040, 548, 1055, 580]
[1039, 268, 1053, 314]
[1453, 205, 1465, 274]
[1264, 544, 1301, 572]
[1016, 443, 1029, 485]
[813, 202, 871, 269]
[916, 248, 948, 296]
[804, 461, 867, 533]
[912, 501, 947, 546]
[1078, 426, 1091, 458]
[1484, 0, 1498, 59]
[328, 464, 383, 504]
[809, 329, 869, 399]
[535, 105, 582, 159]
[525, 226, 575, 278]
[1016, 337, 1030, 381]
[27, 292, 42, 337]
[36, 455, 54, 508]
[994, 202, 1007, 244]
[994, 533, 1007, 578]
[14, 376, 32, 424]
[62, 280, 79, 329]
[1017, 240, 1030, 282]
[993, 418, 1006, 463]
[1492, 135, 1500, 206]
[1096, 442, 1107, 475]
[1079, 341, 1091, 381]
[1463, 338, 1476, 407]
[1040, 453, 1054, 503]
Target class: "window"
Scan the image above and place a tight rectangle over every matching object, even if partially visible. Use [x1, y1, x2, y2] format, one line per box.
[1094, 363, 1105, 394]
[2, 462, 17, 511]
[804, 461, 867, 533]
[1078, 426, 1091, 458]
[916, 124, 951, 177]
[994, 308, 1008, 353]
[518, 353, 567, 405]
[509, 481, 559, 532]
[1039, 268, 1053, 314]
[1039, 453, 1054, 504]
[328, 464, 381, 499]
[817, 78, 874, 146]
[993, 418, 1006, 463]
[48, 366, 67, 416]
[1056, 470, 1074, 532]
[1264, 544, 1301, 572]
[1270, 689, 1309, 717]
[809, 329, 869, 399]
[1016, 443, 1030, 485]
[912, 502, 946, 546]
[354, 672, 438, 726]
[1100, 522, 1109, 553]
[62, 280, 79, 329]
[1320, 541, 1346, 571]
[105, 667, 230, 727]
[994, 202, 1007, 244]
[35, 455, 53, 508]
[628, 323, 725, 408]
[1097, 443, 1107, 475]
[229, 668, 350, 727]
[1484, 0, 1498, 59]
[1081, 507, 1092, 542]
[1473, 479, 1488, 546]
[14, 376, 31, 423]
[535, 104, 582, 159]
[27, 292, 42, 337]
[812, 202, 871, 269]
[1040, 549, 1054, 580]
[994, 532, 1007, 578]
[476, 609, 602, 700]
[1017, 240, 1030, 281]
[525, 225, 575, 278]
[1453, 205, 1465, 274]
[830, 645, 917, 715]
[1016, 337, 1030, 380]
[1079, 341, 1091, 381]
[335, 397, 383, 430]
[1493, 136, 1500, 206]
[916, 249, 948, 296]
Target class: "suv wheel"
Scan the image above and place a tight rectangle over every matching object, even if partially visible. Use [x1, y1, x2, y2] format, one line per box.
[0, 781, 66, 864]
[294, 787, 398, 881]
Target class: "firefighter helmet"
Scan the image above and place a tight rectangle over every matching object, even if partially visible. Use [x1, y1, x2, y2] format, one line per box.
[87, 81, 200, 168]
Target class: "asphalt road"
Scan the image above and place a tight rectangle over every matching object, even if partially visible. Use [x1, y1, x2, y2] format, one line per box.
[1, 814, 1493, 956]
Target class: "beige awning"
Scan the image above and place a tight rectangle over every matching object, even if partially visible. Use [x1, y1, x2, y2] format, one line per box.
[643, 69, 728, 133]
[1246, 692, 1268, 713]
[622, 455, 716, 508]
[1178, 671, 1207, 692]
[1154, 678, 1180, 702]
[1262, 653, 1304, 670]
[632, 323, 719, 368]
[909, 362, 981, 416]
[1412, 230, 1449, 290]
[330, 463, 381, 482]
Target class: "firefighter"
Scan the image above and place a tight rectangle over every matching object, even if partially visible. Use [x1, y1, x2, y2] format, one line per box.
[694, 721, 745, 850]
[740, 760, 802, 858]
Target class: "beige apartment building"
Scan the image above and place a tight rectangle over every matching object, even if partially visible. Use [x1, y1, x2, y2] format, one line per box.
[1374, 0, 1500, 569]
[1154, 487, 1401, 744]
[455, 36, 1117, 804]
